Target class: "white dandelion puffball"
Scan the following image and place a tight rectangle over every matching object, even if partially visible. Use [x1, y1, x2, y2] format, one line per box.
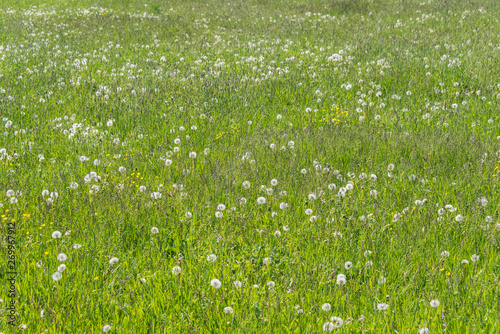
[263, 257, 271, 265]
[336, 274, 346, 285]
[217, 204, 226, 211]
[52, 271, 62, 281]
[215, 211, 223, 218]
[370, 189, 378, 197]
[57, 253, 67, 261]
[165, 159, 172, 166]
[118, 166, 126, 173]
[73, 243, 82, 249]
[471, 254, 479, 262]
[461, 259, 469, 265]
[57, 264, 67, 272]
[6, 189, 15, 197]
[42, 189, 49, 196]
[305, 208, 313, 215]
[257, 197, 266, 204]
[322, 303, 332, 311]
[207, 254, 217, 262]
[242, 181, 251, 189]
[103, 325, 112, 333]
[440, 251, 450, 257]
[455, 214, 464, 222]
[189, 152, 197, 159]
[377, 303, 389, 311]
[233, 281, 242, 288]
[109, 257, 119, 265]
[419, 328, 430, 334]
[270, 179, 278, 186]
[430, 299, 439, 308]
[330, 317, 343, 327]
[70, 182, 78, 189]
[151, 227, 159, 234]
[274, 230, 281, 237]
[223, 306, 233, 314]
[172, 266, 181, 276]
[52, 231, 62, 239]
[323, 322, 334, 332]
[344, 261, 353, 270]
[211, 278, 222, 289]
[364, 250, 372, 257]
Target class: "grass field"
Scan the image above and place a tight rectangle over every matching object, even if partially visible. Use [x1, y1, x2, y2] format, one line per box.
[1, 0, 500, 332]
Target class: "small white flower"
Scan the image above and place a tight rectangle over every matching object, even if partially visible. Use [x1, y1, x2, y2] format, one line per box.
[242, 181, 251, 189]
[430, 299, 439, 308]
[440, 251, 450, 257]
[52, 271, 62, 281]
[223, 306, 233, 314]
[118, 166, 126, 173]
[322, 303, 331, 311]
[57, 264, 67, 272]
[323, 322, 335, 332]
[305, 208, 313, 215]
[151, 227, 159, 234]
[172, 266, 182, 275]
[189, 152, 197, 159]
[455, 214, 464, 222]
[233, 281, 242, 288]
[377, 303, 389, 311]
[336, 274, 346, 285]
[52, 231, 62, 239]
[102, 325, 112, 333]
[257, 197, 266, 204]
[217, 204, 226, 211]
[274, 230, 281, 237]
[57, 253, 67, 261]
[471, 254, 479, 262]
[211, 278, 222, 289]
[344, 261, 353, 270]
[207, 254, 217, 262]
[461, 259, 469, 265]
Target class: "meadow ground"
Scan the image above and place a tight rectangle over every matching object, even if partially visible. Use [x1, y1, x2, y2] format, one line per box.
[0, 0, 500, 332]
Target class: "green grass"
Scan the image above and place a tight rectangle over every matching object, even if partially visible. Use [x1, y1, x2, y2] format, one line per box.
[0, 0, 499, 332]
